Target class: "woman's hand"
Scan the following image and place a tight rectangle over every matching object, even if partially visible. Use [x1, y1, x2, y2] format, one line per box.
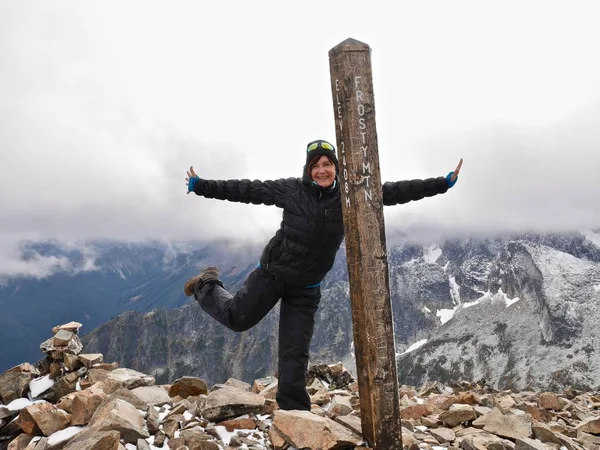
[186, 166, 200, 194]
[446, 158, 463, 188]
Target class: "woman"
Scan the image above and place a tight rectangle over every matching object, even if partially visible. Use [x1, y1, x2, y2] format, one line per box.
[184, 139, 461, 411]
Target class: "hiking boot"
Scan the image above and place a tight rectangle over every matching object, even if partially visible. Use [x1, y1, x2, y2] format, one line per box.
[184, 266, 220, 296]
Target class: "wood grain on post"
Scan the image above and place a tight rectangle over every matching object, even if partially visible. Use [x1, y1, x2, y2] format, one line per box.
[328, 38, 402, 449]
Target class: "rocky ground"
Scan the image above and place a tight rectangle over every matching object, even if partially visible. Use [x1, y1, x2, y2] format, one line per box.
[1, 322, 599, 450]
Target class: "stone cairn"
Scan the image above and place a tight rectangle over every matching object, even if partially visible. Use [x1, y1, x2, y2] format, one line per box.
[0, 322, 599, 449]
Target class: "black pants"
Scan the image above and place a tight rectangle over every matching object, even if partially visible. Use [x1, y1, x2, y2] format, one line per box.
[194, 268, 320, 410]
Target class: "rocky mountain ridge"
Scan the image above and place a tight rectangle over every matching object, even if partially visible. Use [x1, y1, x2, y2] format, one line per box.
[2, 321, 600, 450]
[82, 231, 600, 392]
[3, 231, 600, 393]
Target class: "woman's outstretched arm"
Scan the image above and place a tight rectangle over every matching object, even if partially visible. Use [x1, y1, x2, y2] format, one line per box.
[186, 166, 294, 208]
[382, 159, 462, 206]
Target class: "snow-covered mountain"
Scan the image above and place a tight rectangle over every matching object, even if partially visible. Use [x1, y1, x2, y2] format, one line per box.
[3, 231, 600, 391]
[398, 232, 600, 391]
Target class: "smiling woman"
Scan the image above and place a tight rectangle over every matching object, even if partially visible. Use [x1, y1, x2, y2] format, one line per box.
[308, 155, 336, 188]
[182, 139, 460, 412]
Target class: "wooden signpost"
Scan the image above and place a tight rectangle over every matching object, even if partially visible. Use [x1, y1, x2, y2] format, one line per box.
[328, 38, 402, 449]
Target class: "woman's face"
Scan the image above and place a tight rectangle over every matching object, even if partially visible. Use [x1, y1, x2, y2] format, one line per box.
[310, 156, 336, 188]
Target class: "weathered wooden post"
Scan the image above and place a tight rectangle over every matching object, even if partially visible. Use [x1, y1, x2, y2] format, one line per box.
[328, 38, 402, 449]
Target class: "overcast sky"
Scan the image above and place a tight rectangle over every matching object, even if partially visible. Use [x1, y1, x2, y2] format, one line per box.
[1, 1, 600, 276]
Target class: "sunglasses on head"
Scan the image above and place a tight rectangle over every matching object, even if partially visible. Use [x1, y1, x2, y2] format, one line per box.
[307, 141, 334, 152]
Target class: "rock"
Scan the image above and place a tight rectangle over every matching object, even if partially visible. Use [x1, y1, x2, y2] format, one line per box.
[137, 438, 152, 450]
[333, 414, 363, 437]
[63, 354, 83, 372]
[224, 378, 251, 392]
[61, 428, 120, 450]
[307, 378, 326, 395]
[53, 330, 74, 347]
[7, 434, 34, 450]
[130, 386, 172, 407]
[179, 427, 215, 448]
[0, 363, 40, 398]
[166, 436, 185, 448]
[401, 404, 432, 420]
[169, 377, 208, 398]
[52, 321, 83, 334]
[514, 437, 548, 449]
[19, 402, 71, 436]
[146, 405, 160, 434]
[87, 396, 150, 443]
[430, 426, 456, 443]
[92, 362, 119, 371]
[578, 431, 600, 448]
[269, 409, 361, 450]
[2, 390, 19, 404]
[162, 416, 180, 438]
[473, 408, 532, 440]
[539, 392, 562, 410]
[218, 417, 257, 432]
[50, 372, 79, 401]
[577, 416, 600, 434]
[251, 376, 277, 394]
[328, 395, 353, 417]
[439, 404, 476, 427]
[201, 387, 267, 422]
[78, 354, 104, 368]
[496, 394, 517, 411]
[461, 432, 515, 449]
[531, 423, 562, 444]
[310, 388, 331, 406]
[39, 335, 83, 359]
[105, 368, 154, 389]
[87, 368, 110, 385]
[258, 382, 278, 400]
[1, 405, 17, 420]
[71, 389, 107, 426]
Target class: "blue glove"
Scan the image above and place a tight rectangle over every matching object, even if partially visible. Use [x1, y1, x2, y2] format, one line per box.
[188, 175, 200, 193]
[446, 171, 457, 188]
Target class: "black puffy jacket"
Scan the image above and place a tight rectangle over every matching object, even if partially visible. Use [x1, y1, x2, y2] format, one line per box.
[194, 172, 449, 287]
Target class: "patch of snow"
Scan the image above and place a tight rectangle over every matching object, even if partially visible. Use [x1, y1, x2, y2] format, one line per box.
[183, 410, 193, 421]
[157, 404, 172, 422]
[125, 444, 136, 450]
[505, 296, 520, 307]
[443, 261, 449, 271]
[29, 375, 54, 398]
[583, 230, 600, 249]
[415, 425, 428, 431]
[214, 425, 235, 446]
[422, 305, 431, 313]
[449, 276, 461, 305]
[76, 381, 81, 391]
[463, 292, 491, 308]
[437, 308, 457, 325]
[415, 397, 424, 405]
[402, 339, 428, 354]
[7, 398, 46, 411]
[423, 245, 442, 264]
[256, 414, 270, 421]
[47, 426, 83, 446]
[113, 266, 127, 280]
